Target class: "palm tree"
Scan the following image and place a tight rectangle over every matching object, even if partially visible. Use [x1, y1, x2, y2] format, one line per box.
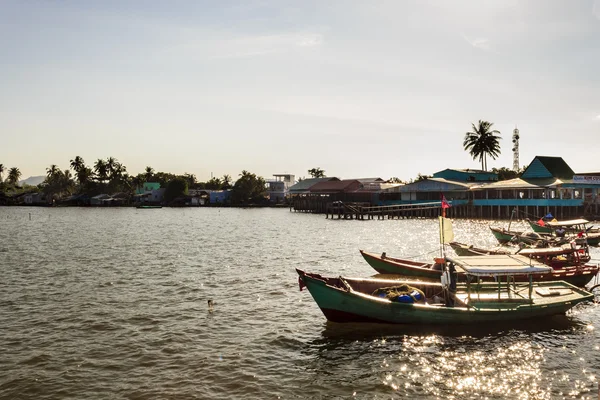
[222, 174, 232, 189]
[0, 163, 4, 182]
[463, 120, 502, 171]
[7, 167, 21, 185]
[46, 164, 60, 178]
[94, 159, 108, 182]
[144, 166, 154, 182]
[70, 156, 85, 173]
[308, 167, 325, 178]
[106, 157, 117, 179]
[76, 166, 93, 188]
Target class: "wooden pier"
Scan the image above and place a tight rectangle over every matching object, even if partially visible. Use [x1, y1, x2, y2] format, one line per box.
[291, 198, 597, 220]
[325, 201, 447, 220]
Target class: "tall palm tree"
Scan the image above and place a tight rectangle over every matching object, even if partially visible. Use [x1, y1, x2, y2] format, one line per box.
[222, 174, 232, 189]
[70, 156, 85, 173]
[144, 166, 154, 182]
[463, 120, 502, 171]
[94, 159, 108, 182]
[106, 157, 117, 178]
[76, 167, 93, 188]
[46, 164, 60, 178]
[7, 167, 21, 185]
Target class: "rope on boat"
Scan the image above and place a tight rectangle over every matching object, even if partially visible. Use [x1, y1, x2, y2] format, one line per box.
[400, 248, 440, 260]
[296, 248, 440, 265]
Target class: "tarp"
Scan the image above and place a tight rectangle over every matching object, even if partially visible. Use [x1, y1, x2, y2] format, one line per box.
[446, 255, 552, 276]
[546, 219, 589, 227]
[439, 216, 454, 244]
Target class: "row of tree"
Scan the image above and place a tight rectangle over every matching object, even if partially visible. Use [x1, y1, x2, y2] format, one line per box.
[1, 120, 512, 201]
[0, 157, 268, 205]
[0, 164, 21, 185]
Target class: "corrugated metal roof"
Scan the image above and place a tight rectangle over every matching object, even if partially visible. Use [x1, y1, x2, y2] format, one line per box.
[394, 178, 477, 192]
[288, 177, 340, 193]
[309, 179, 361, 193]
[522, 156, 574, 180]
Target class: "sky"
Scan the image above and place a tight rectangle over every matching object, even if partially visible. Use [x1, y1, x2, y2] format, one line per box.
[1, 0, 600, 182]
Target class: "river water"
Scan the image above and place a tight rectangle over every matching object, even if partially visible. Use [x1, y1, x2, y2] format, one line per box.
[0, 207, 599, 399]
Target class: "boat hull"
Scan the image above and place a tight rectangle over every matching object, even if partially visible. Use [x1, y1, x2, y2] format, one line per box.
[298, 271, 593, 325]
[527, 220, 553, 234]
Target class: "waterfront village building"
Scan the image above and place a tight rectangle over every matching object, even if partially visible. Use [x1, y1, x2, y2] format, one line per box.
[381, 156, 600, 219]
[289, 177, 395, 213]
[134, 182, 166, 204]
[266, 174, 295, 203]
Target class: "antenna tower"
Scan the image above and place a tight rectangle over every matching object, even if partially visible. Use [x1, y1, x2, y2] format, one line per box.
[512, 126, 520, 171]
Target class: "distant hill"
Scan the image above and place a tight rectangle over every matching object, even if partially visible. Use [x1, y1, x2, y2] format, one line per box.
[19, 176, 45, 186]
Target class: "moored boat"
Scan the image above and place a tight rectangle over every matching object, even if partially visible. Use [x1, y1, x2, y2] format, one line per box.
[297, 256, 593, 325]
[489, 226, 553, 246]
[526, 218, 600, 246]
[449, 241, 592, 266]
[359, 250, 599, 288]
[449, 241, 511, 256]
[136, 205, 163, 209]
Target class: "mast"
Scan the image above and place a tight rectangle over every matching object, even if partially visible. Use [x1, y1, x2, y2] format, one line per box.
[512, 126, 520, 171]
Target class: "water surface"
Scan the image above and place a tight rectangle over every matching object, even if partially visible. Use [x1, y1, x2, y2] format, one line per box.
[0, 207, 598, 399]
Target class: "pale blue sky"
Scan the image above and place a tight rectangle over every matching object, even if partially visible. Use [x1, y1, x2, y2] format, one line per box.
[2, 0, 600, 181]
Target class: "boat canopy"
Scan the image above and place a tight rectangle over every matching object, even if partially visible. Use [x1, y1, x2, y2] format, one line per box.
[517, 247, 575, 256]
[546, 219, 589, 227]
[446, 255, 552, 276]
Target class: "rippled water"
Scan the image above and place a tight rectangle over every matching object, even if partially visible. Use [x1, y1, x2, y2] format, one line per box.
[0, 207, 599, 399]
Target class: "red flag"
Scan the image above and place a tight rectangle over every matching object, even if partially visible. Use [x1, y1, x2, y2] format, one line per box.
[441, 195, 451, 209]
[537, 218, 545, 226]
[298, 276, 306, 291]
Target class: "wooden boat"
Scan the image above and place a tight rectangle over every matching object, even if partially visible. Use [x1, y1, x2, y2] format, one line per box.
[450, 241, 592, 268]
[449, 241, 511, 256]
[526, 218, 600, 246]
[136, 205, 163, 209]
[359, 250, 599, 287]
[489, 226, 553, 245]
[297, 256, 593, 324]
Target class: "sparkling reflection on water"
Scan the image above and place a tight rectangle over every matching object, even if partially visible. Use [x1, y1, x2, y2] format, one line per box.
[0, 207, 599, 399]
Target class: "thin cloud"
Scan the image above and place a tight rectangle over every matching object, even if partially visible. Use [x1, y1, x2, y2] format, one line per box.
[297, 34, 323, 47]
[168, 32, 323, 60]
[462, 34, 490, 51]
[594, 0, 600, 20]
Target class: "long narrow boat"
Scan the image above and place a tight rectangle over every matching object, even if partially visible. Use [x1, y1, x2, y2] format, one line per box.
[526, 218, 600, 246]
[297, 256, 593, 325]
[489, 226, 553, 245]
[136, 205, 163, 209]
[449, 241, 512, 256]
[449, 241, 592, 267]
[359, 250, 599, 287]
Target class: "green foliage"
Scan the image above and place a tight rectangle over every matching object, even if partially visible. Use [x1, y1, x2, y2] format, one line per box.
[94, 159, 108, 182]
[153, 172, 177, 188]
[388, 177, 405, 184]
[144, 166, 154, 182]
[492, 167, 523, 181]
[413, 173, 432, 183]
[205, 177, 222, 190]
[463, 120, 502, 171]
[308, 167, 325, 178]
[42, 167, 75, 198]
[164, 177, 189, 204]
[231, 170, 266, 205]
[7, 167, 21, 185]
[221, 174, 232, 189]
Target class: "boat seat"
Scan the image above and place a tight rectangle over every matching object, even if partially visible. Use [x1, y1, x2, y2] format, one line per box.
[455, 293, 532, 304]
